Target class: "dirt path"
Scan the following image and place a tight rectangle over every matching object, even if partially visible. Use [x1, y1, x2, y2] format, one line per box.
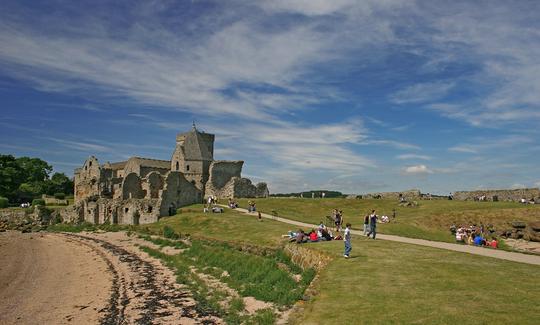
[228, 207, 540, 266]
[0, 231, 223, 325]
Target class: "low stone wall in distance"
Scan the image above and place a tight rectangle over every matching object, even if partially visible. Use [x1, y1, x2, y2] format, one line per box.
[453, 188, 540, 202]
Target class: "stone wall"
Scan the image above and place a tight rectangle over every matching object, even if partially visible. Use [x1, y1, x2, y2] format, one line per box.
[160, 172, 201, 216]
[74, 156, 102, 203]
[205, 161, 243, 198]
[360, 189, 421, 200]
[233, 178, 269, 198]
[42, 194, 69, 206]
[122, 173, 145, 200]
[453, 188, 540, 202]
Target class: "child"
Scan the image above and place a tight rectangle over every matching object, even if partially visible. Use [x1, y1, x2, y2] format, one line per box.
[343, 223, 352, 258]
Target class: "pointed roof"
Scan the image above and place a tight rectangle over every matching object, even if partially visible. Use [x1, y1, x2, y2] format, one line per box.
[177, 127, 214, 161]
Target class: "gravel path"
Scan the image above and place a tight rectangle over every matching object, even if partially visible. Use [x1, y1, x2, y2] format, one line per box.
[229, 206, 540, 266]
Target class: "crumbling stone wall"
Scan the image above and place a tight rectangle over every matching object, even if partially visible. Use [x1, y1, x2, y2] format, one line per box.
[160, 172, 202, 216]
[205, 161, 269, 199]
[122, 173, 145, 200]
[453, 188, 540, 202]
[232, 178, 269, 198]
[143, 172, 164, 199]
[361, 189, 421, 200]
[205, 161, 242, 197]
[74, 156, 102, 203]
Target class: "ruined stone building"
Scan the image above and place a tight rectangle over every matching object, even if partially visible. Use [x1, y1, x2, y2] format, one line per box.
[71, 126, 269, 225]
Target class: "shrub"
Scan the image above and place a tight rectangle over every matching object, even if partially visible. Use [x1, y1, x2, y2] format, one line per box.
[163, 225, 180, 239]
[32, 198, 45, 206]
[0, 197, 8, 208]
[54, 193, 65, 200]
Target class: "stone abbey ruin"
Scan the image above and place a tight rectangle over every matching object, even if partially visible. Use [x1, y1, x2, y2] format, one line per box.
[69, 125, 268, 225]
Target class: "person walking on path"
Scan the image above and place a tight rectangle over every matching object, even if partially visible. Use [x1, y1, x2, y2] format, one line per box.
[363, 214, 369, 235]
[343, 223, 352, 258]
[367, 210, 378, 239]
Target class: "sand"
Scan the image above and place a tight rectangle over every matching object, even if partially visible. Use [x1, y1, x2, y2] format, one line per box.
[0, 231, 223, 325]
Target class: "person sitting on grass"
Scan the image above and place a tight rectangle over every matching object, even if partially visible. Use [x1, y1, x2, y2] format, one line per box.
[320, 228, 333, 241]
[490, 237, 498, 249]
[212, 206, 223, 213]
[296, 230, 308, 244]
[455, 228, 465, 243]
[309, 229, 319, 242]
[473, 234, 484, 246]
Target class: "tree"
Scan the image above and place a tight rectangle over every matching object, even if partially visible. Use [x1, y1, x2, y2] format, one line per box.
[0, 155, 24, 201]
[0, 154, 54, 203]
[16, 157, 52, 183]
[45, 172, 74, 196]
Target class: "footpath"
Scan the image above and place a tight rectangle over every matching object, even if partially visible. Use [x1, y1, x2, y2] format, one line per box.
[226, 206, 540, 266]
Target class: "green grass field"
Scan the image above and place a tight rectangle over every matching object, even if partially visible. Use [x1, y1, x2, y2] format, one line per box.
[145, 205, 539, 324]
[237, 198, 540, 242]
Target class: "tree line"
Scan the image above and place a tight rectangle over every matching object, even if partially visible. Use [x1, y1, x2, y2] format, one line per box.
[0, 154, 74, 205]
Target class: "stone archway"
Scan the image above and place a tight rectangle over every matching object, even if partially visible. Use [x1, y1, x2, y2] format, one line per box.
[168, 203, 176, 216]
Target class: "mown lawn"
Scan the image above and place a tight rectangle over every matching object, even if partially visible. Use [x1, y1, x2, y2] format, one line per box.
[237, 198, 540, 242]
[149, 206, 540, 324]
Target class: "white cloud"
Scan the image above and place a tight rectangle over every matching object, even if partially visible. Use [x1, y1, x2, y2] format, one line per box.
[396, 154, 431, 160]
[362, 140, 420, 150]
[390, 81, 454, 104]
[448, 135, 531, 154]
[448, 146, 478, 154]
[402, 164, 433, 175]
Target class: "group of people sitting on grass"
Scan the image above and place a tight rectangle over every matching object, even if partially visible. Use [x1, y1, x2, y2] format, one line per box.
[228, 198, 238, 209]
[203, 196, 223, 213]
[452, 224, 498, 248]
[284, 222, 342, 243]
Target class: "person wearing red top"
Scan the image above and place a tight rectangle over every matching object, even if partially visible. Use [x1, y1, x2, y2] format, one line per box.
[309, 230, 318, 242]
[490, 238, 498, 249]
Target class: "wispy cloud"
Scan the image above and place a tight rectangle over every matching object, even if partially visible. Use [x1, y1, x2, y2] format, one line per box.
[396, 154, 431, 160]
[390, 81, 455, 104]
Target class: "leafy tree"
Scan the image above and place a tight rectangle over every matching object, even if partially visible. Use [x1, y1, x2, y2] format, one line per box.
[46, 173, 74, 196]
[16, 156, 52, 183]
[0, 154, 65, 204]
[0, 155, 24, 202]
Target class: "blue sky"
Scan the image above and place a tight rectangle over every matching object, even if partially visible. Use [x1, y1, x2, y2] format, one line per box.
[1, 0, 539, 194]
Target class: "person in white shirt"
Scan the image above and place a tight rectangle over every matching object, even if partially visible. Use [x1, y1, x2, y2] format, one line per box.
[343, 223, 352, 258]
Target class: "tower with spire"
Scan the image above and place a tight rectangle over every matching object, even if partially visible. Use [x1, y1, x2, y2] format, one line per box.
[170, 125, 215, 192]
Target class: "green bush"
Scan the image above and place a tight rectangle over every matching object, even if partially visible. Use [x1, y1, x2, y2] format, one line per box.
[54, 193, 65, 200]
[0, 197, 8, 208]
[163, 225, 180, 239]
[32, 198, 45, 206]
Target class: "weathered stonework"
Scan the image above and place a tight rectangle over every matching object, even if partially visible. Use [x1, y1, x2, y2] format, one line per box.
[360, 189, 422, 200]
[453, 188, 540, 202]
[204, 161, 269, 199]
[70, 126, 268, 225]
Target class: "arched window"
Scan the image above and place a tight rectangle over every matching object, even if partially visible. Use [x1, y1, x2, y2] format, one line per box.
[175, 161, 179, 171]
[186, 165, 190, 171]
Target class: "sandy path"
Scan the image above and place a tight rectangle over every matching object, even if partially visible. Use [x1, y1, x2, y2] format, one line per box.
[0, 231, 223, 325]
[227, 206, 540, 266]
